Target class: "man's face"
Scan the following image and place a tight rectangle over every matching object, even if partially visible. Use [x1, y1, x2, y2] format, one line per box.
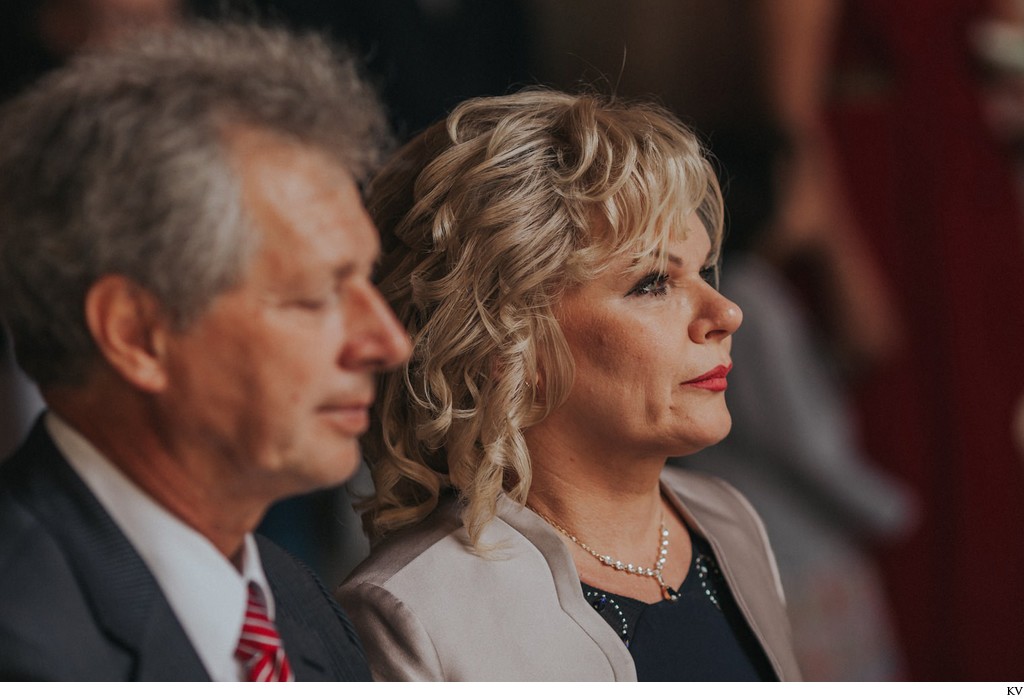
[157, 128, 410, 500]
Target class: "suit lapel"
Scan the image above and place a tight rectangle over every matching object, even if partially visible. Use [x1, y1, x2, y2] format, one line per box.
[260, 537, 354, 681]
[13, 420, 210, 680]
[258, 535, 373, 681]
[271, 595, 332, 680]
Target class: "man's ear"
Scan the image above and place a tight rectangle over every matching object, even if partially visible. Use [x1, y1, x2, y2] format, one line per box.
[84, 275, 170, 393]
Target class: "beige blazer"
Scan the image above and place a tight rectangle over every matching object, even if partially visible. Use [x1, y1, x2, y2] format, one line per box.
[338, 469, 802, 681]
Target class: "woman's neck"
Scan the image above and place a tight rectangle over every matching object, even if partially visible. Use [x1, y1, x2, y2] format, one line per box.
[523, 419, 693, 604]
[524, 422, 667, 551]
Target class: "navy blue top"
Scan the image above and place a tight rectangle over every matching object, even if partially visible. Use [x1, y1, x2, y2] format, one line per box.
[580, 531, 776, 681]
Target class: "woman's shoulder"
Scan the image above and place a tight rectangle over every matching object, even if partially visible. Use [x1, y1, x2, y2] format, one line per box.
[340, 495, 552, 597]
[336, 495, 633, 681]
[341, 498, 466, 589]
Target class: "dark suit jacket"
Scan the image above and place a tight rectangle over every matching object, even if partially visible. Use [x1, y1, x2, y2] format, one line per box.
[0, 418, 372, 681]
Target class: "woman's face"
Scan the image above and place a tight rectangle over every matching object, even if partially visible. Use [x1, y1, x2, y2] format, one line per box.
[546, 213, 742, 462]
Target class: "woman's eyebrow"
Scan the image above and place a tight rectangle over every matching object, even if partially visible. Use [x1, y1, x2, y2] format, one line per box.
[628, 252, 685, 270]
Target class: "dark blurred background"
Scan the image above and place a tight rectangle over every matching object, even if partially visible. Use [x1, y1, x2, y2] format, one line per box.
[3, 0, 1024, 681]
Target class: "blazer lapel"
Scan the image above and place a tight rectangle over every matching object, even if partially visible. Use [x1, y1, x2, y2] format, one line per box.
[14, 420, 210, 680]
[661, 470, 802, 681]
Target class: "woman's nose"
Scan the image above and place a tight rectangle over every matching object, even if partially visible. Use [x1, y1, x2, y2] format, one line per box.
[689, 287, 742, 344]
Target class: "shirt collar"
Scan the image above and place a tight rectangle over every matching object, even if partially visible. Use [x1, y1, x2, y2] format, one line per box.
[46, 412, 275, 681]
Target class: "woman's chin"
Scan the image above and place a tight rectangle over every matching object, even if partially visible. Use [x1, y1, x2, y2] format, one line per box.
[667, 420, 733, 457]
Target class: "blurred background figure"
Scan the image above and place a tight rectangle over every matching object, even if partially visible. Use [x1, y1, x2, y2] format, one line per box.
[756, 0, 1024, 680]
[0, 0, 184, 101]
[33, 0, 181, 53]
[673, 127, 917, 680]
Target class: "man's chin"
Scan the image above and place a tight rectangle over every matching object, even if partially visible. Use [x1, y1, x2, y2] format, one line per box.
[308, 445, 364, 487]
[267, 446, 361, 495]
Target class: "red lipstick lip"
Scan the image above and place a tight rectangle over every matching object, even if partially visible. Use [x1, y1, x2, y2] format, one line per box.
[683, 364, 732, 391]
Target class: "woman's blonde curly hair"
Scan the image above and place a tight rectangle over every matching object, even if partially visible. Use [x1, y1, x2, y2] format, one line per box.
[363, 88, 723, 547]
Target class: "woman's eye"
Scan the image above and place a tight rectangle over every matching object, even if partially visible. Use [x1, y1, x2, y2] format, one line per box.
[699, 266, 718, 288]
[628, 272, 670, 297]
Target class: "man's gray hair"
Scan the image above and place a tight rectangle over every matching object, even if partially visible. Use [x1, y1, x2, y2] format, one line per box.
[0, 21, 390, 387]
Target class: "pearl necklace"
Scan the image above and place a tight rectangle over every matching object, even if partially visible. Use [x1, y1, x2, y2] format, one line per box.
[529, 506, 679, 601]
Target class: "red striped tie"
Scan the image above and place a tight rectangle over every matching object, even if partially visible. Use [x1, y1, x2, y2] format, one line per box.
[235, 582, 293, 682]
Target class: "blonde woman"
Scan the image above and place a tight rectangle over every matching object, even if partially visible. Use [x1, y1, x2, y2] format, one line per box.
[339, 90, 801, 681]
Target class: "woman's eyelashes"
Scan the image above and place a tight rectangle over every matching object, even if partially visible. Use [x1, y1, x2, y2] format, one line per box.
[627, 272, 670, 297]
[626, 265, 719, 298]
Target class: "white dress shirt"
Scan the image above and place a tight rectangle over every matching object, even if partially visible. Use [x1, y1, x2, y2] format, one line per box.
[46, 412, 280, 681]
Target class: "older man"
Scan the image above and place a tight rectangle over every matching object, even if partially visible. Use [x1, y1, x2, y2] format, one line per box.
[0, 22, 410, 680]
